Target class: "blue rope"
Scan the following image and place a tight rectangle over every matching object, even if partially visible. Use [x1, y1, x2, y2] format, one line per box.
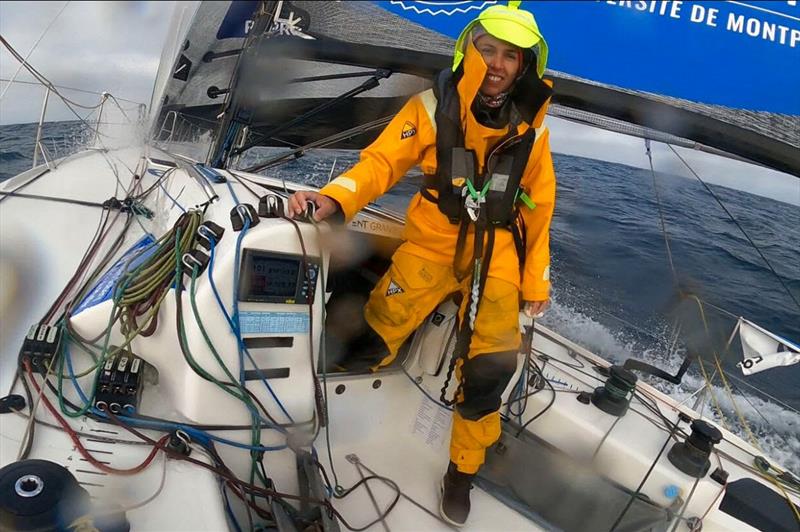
[213, 125, 238, 168]
[94, 409, 288, 452]
[232, 218, 249, 385]
[507, 362, 527, 424]
[222, 483, 244, 532]
[225, 179, 240, 205]
[207, 238, 295, 423]
[157, 182, 187, 213]
[62, 339, 92, 406]
[63, 310, 287, 451]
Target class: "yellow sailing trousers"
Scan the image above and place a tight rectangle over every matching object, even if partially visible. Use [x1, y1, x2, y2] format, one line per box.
[364, 245, 521, 474]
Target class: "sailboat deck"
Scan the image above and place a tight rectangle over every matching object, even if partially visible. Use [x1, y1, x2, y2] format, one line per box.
[319, 371, 537, 531]
[1, 147, 797, 531]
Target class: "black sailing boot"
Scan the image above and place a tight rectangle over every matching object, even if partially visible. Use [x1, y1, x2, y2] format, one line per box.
[439, 461, 475, 527]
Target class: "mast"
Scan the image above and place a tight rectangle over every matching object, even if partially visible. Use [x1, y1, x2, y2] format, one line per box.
[208, 1, 279, 168]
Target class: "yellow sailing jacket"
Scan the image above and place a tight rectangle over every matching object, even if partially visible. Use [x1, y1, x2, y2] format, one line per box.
[320, 39, 556, 302]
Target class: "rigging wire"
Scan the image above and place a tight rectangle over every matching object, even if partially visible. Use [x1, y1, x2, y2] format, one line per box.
[644, 139, 799, 505]
[642, 138, 797, 440]
[506, 324, 536, 423]
[234, 71, 391, 158]
[667, 143, 800, 312]
[99, 407, 402, 531]
[0, 0, 71, 101]
[40, 153, 150, 335]
[0, 191, 150, 216]
[515, 356, 556, 437]
[16, 325, 65, 460]
[242, 116, 392, 174]
[644, 138, 679, 288]
[10, 409, 149, 446]
[0, 35, 130, 150]
[0, 35, 104, 110]
[1, 78, 145, 106]
[688, 295, 800, 522]
[667, 475, 702, 532]
[724, 370, 800, 417]
[608, 414, 684, 532]
[14, 365, 36, 461]
[118, 452, 169, 512]
[42, 207, 115, 324]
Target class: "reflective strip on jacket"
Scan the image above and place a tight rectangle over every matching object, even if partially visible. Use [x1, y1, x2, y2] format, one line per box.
[320, 39, 556, 302]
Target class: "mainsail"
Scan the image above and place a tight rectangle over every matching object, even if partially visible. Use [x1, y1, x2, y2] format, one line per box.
[149, 1, 800, 178]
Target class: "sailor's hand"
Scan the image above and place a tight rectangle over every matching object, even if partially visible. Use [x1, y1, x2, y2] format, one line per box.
[524, 299, 549, 319]
[287, 191, 339, 221]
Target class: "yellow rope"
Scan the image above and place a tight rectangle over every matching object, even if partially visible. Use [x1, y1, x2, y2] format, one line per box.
[688, 294, 800, 523]
[696, 357, 728, 431]
[68, 515, 99, 532]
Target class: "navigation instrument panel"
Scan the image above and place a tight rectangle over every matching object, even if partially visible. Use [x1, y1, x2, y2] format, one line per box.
[238, 249, 319, 304]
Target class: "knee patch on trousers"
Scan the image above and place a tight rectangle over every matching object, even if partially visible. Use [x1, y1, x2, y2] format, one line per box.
[456, 350, 518, 421]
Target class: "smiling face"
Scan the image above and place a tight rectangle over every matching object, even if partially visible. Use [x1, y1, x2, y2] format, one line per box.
[475, 33, 522, 97]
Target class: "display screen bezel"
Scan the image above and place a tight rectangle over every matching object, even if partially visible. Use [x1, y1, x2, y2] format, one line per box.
[238, 249, 319, 304]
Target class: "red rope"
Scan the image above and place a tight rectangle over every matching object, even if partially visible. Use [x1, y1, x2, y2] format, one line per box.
[23, 359, 165, 475]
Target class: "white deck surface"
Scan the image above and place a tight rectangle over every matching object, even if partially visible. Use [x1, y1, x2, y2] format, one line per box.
[1, 147, 797, 531]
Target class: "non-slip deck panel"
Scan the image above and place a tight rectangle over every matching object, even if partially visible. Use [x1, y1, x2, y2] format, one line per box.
[719, 478, 800, 532]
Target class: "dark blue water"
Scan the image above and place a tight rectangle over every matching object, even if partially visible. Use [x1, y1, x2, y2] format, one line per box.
[0, 120, 93, 180]
[3, 121, 799, 472]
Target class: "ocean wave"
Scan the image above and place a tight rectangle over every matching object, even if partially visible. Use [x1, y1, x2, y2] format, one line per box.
[541, 295, 800, 476]
[0, 150, 27, 162]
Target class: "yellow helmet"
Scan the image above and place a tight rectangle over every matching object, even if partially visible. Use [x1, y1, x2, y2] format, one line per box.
[452, 1, 549, 78]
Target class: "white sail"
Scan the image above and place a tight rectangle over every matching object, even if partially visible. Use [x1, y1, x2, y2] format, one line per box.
[736, 317, 800, 375]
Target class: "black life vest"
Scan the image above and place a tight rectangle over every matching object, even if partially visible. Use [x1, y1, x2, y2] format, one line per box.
[419, 67, 550, 228]
[426, 66, 553, 408]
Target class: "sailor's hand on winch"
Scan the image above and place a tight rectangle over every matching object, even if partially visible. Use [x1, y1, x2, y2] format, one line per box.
[524, 299, 549, 319]
[287, 191, 340, 221]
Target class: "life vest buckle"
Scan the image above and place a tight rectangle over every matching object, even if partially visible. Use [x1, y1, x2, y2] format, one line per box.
[464, 194, 484, 222]
[463, 178, 491, 222]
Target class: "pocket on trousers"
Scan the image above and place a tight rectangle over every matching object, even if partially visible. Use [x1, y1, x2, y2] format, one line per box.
[391, 251, 449, 291]
[481, 278, 519, 310]
[472, 278, 520, 351]
[369, 252, 449, 329]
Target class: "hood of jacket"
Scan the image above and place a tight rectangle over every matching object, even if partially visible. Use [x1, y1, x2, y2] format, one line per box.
[455, 38, 553, 133]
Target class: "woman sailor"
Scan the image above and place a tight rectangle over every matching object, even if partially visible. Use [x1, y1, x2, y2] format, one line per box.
[288, 2, 556, 526]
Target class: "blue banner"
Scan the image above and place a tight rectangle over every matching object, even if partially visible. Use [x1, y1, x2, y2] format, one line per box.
[377, 1, 800, 115]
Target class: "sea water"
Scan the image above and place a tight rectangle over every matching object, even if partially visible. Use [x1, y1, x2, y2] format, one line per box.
[2, 120, 798, 474]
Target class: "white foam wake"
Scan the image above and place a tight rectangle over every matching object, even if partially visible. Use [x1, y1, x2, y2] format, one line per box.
[540, 295, 800, 477]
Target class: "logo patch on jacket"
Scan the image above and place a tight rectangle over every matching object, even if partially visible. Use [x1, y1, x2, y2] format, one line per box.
[400, 121, 416, 139]
[386, 279, 405, 296]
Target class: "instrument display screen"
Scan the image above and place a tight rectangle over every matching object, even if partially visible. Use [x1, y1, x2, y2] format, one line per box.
[238, 249, 318, 304]
[249, 256, 299, 298]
